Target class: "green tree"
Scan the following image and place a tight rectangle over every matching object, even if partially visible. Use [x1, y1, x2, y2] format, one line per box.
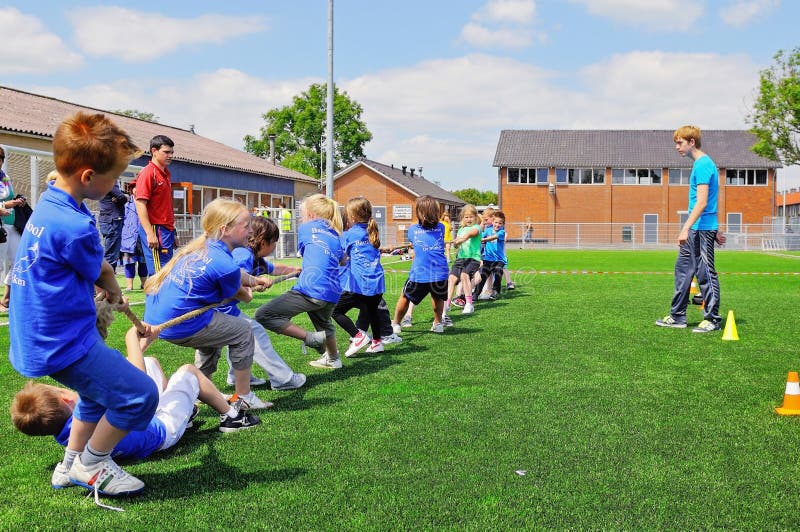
[747, 47, 800, 166]
[114, 109, 159, 123]
[452, 188, 498, 206]
[243, 83, 372, 179]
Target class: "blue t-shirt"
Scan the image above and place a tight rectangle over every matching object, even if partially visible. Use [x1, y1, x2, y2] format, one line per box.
[408, 223, 448, 283]
[216, 246, 275, 316]
[483, 227, 507, 262]
[144, 239, 242, 340]
[9, 184, 103, 377]
[294, 218, 344, 303]
[341, 223, 385, 296]
[688, 154, 719, 231]
[56, 416, 166, 461]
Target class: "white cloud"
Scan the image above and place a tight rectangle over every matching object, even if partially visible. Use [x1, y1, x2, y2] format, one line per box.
[0, 7, 83, 74]
[568, 0, 703, 31]
[35, 70, 317, 150]
[68, 7, 266, 62]
[473, 0, 537, 24]
[720, 0, 779, 27]
[460, 23, 533, 49]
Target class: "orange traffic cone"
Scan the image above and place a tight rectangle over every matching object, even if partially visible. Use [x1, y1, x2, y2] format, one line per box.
[690, 279, 699, 296]
[721, 310, 739, 341]
[775, 372, 800, 415]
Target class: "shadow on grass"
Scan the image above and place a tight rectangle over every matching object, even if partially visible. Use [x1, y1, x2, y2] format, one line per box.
[133, 437, 306, 501]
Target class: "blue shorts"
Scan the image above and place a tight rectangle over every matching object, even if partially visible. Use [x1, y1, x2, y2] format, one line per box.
[51, 340, 159, 432]
[138, 224, 176, 276]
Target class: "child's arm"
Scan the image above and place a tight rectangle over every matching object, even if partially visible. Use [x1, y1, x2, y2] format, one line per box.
[241, 269, 272, 291]
[482, 234, 499, 243]
[125, 327, 147, 372]
[271, 264, 302, 276]
[95, 260, 123, 304]
[235, 285, 254, 303]
[453, 227, 480, 246]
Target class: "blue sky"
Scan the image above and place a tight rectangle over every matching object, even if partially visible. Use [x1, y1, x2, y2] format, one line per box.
[2, 0, 798, 191]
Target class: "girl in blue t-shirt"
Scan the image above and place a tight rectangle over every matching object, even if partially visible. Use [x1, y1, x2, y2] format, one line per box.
[333, 197, 386, 357]
[254, 194, 345, 370]
[143, 198, 272, 410]
[391, 195, 449, 333]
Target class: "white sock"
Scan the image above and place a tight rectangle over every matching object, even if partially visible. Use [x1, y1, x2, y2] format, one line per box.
[224, 406, 238, 418]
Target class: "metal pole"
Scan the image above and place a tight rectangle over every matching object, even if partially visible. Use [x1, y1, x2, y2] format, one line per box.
[325, 0, 335, 198]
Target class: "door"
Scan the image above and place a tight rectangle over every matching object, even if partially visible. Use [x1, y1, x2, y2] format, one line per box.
[643, 213, 658, 244]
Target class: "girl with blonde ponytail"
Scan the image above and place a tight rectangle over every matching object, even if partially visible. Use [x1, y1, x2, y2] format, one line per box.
[143, 198, 272, 410]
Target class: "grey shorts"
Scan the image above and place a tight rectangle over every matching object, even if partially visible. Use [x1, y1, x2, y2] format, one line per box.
[254, 289, 337, 338]
[169, 311, 254, 376]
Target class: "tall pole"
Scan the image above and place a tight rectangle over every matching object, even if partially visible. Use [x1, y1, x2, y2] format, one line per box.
[325, 0, 335, 198]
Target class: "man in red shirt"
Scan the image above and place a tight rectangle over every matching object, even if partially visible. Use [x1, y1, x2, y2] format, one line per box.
[135, 135, 176, 274]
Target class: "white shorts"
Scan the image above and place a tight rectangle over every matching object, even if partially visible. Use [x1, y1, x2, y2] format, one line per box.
[145, 359, 200, 451]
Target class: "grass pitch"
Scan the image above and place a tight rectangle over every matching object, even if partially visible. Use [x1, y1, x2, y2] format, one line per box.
[1, 250, 799, 529]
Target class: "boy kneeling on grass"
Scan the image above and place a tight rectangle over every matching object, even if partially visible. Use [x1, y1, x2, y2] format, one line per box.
[11, 327, 261, 489]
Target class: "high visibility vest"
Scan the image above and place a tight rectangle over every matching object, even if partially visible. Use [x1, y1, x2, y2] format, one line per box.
[281, 209, 291, 231]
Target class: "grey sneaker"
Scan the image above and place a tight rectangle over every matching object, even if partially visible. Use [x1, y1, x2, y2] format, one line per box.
[692, 319, 721, 333]
[273, 373, 307, 391]
[430, 322, 444, 333]
[309, 352, 342, 369]
[382, 333, 403, 345]
[52, 461, 73, 489]
[68, 455, 144, 497]
[655, 315, 687, 328]
[391, 323, 402, 335]
[226, 373, 268, 387]
[462, 303, 475, 314]
[442, 315, 454, 327]
[304, 330, 327, 354]
[400, 316, 413, 328]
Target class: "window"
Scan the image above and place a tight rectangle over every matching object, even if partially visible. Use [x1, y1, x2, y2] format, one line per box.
[669, 168, 691, 185]
[679, 211, 689, 226]
[554, 168, 605, 185]
[727, 212, 742, 233]
[611, 168, 661, 185]
[726, 169, 767, 186]
[507, 167, 548, 185]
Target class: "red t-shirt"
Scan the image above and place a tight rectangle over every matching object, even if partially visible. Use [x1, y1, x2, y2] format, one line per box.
[135, 162, 174, 230]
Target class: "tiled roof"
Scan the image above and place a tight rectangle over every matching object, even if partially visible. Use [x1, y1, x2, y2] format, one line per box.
[0, 85, 316, 183]
[493, 130, 782, 169]
[335, 159, 465, 205]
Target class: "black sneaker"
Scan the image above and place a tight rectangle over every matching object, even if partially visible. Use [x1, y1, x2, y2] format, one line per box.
[691, 294, 703, 305]
[186, 403, 200, 429]
[219, 410, 261, 433]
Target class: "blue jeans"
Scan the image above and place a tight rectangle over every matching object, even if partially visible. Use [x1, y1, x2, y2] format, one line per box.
[100, 218, 124, 269]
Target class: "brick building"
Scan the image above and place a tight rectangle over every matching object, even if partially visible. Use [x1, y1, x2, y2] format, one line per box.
[332, 159, 464, 247]
[493, 130, 781, 245]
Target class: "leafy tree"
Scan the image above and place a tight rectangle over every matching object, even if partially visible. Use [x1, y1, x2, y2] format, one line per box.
[747, 47, 800, 166]
[452, 188, 498, 206]
[244, 83, 372, 179]
[114, 109, 159, 123]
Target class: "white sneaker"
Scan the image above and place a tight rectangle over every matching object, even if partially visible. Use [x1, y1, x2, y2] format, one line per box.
[68, 455, 144, 496]
[52, 461, 73, 489]
[430, 322, 444, 333]
[382, 333, 403, 345]
[230, 393, 274, 410]
[365, 340, 385, 353]
[272, 373, 307, 391]
[391, 323, 402, 335]
[400, 316, 413, 328]
[477, 293, 492, 301]
[345, 331, 371, 357]
[462, 303, 475, 314]
[309, 352, 343, 369]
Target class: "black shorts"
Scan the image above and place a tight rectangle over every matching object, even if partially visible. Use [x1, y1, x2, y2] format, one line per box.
[450, 258, 480, 277]
[403, 280, 448, 305]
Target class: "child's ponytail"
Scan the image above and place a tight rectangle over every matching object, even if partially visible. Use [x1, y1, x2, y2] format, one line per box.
[367, 218, 381, 249]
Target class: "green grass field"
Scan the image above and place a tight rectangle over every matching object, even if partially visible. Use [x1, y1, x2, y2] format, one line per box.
[1, 250, 799, 528]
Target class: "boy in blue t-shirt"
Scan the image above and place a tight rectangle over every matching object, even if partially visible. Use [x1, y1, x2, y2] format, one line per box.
[472, 211, 507, 300]
[8, 112, 159, 497]
[656, 125, 724, 333]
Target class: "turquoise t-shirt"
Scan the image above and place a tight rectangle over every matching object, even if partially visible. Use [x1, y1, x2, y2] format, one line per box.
[688, 155, 719, 231]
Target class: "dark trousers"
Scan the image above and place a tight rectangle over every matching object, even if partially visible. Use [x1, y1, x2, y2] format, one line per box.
[333, 291, 383, 340]
[100, 218, 124, 269]
[356, 297, 394, 338]
[473, 260, 504, 296]
[670, 229, 721, 324]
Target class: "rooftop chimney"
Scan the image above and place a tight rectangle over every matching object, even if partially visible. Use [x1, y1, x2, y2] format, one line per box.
[402, 165, 407, 175]
[418, 166, 423, 176]
[268, 134, 276, 164]
[410, 168, 415, 177]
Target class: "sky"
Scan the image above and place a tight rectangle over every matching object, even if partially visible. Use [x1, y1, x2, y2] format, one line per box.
[2, 0, 799, 192]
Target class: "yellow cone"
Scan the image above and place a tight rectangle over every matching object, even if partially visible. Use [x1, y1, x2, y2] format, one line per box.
[722, 310, 739, 341]
[690, 279, 699, 295]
